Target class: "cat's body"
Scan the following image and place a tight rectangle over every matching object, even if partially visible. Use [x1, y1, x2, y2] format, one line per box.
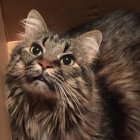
[67, 11, 140, 140]
[6, 10, 140, 140]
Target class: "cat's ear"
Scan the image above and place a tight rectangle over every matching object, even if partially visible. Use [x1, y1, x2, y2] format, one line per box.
[22, 10, 48, 38]
[76, 30, 102, 64]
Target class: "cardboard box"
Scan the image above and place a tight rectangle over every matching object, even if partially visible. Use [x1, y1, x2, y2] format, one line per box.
[0, 4, 11, 140]
[0, 0, 140, 139]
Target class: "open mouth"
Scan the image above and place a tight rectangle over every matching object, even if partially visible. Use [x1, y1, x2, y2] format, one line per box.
[28, 74, 47, 83]
[32, 75, 46, 82]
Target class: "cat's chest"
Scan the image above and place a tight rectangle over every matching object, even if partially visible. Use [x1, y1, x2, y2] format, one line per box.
[27, 119, 92, 140]
[29, 126, 79, 140]
[37, 133, 77, 140]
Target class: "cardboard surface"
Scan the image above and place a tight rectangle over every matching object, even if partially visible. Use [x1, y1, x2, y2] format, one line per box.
[0, 3, 11, 140]
[7, 41, 19, 59]
[0, 1, 140, 140]
[1, 0, 140, 41]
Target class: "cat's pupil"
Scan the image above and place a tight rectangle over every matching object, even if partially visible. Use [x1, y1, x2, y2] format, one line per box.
[30, 44, 43, 55]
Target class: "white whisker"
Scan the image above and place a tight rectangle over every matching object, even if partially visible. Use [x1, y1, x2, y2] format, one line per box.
[60, 83, 85, 122]
[54, 83, 66, 136]
[65, 83, 88, 103]
[58, 84, 74, 109]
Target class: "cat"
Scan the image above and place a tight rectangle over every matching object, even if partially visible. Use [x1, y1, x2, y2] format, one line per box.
[5, 10, 140, 140]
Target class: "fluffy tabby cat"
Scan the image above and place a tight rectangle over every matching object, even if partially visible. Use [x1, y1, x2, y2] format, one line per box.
[6, 10, 140, 140]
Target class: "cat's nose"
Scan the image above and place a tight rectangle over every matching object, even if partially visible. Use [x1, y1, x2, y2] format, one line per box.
[38, 60, 53, 69]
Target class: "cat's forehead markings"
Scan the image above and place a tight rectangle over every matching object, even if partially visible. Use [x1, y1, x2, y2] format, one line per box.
[42, 34, 59, 45]
[63, 42, 70, 53]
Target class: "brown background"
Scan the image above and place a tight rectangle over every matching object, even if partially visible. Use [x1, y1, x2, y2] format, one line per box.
[0, 3, 11, 140]
[1, 0, 140, 42]
[0, 0, 140, 140]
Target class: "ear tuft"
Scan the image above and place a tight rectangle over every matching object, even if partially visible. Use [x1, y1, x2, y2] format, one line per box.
[21, 9, 48, 39]
[76, 30, 102, 64]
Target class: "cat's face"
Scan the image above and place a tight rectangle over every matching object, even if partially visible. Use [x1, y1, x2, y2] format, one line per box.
[7, 10, 102, 104]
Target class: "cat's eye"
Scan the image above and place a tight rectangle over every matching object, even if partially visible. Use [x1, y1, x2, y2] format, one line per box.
[30, 43, 44, 56]
[60, 54, 75, 66]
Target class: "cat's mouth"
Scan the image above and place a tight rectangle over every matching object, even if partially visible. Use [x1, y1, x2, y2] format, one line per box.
[32, 75, 47, 82]
[24, 74, 58, 99]
[27, 75, 55, 91]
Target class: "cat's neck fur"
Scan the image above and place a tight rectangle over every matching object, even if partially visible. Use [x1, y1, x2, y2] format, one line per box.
[8, 84, 102, 140]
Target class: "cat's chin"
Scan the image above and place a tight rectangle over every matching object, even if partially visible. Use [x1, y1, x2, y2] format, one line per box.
[22, 80, 57, 99]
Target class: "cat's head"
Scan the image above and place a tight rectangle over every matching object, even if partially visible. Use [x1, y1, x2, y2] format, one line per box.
[6, 10, 102, 105]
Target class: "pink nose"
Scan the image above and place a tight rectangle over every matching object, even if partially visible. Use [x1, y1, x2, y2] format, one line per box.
[38, 60, 53, 69]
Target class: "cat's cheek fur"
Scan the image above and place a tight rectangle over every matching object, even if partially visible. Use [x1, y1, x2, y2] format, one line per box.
[59, 64, 80, 80]
[45, 68, 56, 77]
[66, 77, 89, 91]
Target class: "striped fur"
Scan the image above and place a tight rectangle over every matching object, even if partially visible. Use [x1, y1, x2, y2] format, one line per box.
[6, 10, 140, 140]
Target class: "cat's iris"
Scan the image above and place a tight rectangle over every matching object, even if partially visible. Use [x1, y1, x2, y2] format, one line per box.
[60, 54, 75, 66]
[30, 43, 43, 56]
